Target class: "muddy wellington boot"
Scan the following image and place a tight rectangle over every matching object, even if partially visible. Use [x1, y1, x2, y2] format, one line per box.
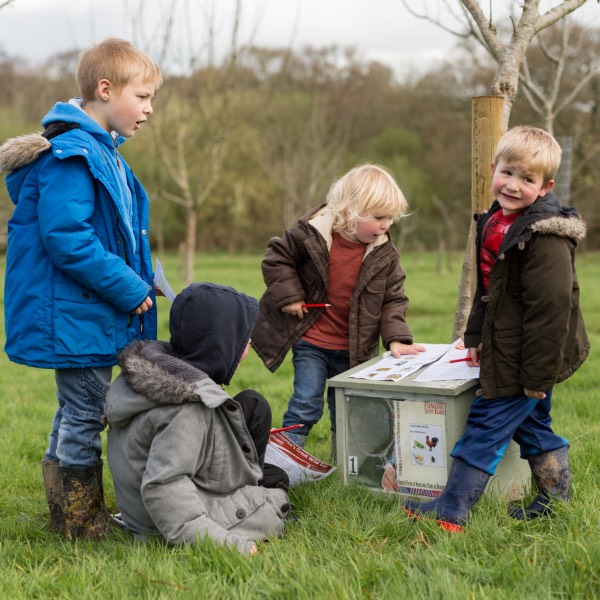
[401, 458, 490, 533]
[60, 461, 111, 540]
[41, 459, 65, 532]
[508, 446, 571, 520]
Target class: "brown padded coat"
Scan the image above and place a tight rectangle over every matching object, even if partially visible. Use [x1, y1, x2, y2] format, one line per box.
[464, 193, 589, 399]
[251, 205, 414, 371]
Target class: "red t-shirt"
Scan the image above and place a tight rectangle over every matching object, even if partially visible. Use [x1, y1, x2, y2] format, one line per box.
[481, 210, 519, 292]
[302, 232, 365, 350]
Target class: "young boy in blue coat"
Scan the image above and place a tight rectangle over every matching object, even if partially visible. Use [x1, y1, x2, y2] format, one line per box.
[0, 38, 162, 539]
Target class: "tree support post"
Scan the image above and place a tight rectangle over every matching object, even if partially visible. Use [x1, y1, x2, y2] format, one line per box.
[452, 96, 504, 341]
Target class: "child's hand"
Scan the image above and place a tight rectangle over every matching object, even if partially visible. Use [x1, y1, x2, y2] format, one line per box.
[524, 387, 547, 399]
[390, 342, 426, 357]
[467, 347, 481, 367]
[281, 301, 307, 319]
[249, 544, 258, 556]
[133, 296, 153, 315]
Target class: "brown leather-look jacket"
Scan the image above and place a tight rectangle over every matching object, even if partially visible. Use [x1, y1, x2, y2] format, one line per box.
[464, 193, 589, 399]
[251, 205, 414, 372]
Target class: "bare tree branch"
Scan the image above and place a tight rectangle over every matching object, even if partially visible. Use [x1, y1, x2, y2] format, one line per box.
[536, 0, 590, 31]
[401, 0, 473, 40]
[517, 16, 600, 133]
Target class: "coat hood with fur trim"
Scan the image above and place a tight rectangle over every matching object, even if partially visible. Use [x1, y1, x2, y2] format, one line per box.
[479, 192, 586, 256]
[105, 340, 231, 429]
[0, 133, 51, 174]
[106, 283, 259, 427]
[0, 100, 123, 178]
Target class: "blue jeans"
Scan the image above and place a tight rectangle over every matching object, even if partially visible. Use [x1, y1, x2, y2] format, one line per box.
[282, 339, 350, 439]
[44, 367, 113, 469]
[451, 389, 568, 475]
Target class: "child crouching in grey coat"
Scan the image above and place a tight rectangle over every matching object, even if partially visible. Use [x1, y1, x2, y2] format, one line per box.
[105, 282, 291, 555]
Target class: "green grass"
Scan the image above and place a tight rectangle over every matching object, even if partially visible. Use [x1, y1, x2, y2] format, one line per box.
[1, 251, 599, 599]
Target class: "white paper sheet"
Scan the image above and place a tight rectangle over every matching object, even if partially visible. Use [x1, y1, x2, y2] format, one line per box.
[154, 258, 177, 302]
[348, 343, 452, 382]
[413, 339, 480, 382]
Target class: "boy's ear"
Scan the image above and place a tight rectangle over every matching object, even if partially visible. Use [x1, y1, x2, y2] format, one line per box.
[539, 179, 554, 197]
[96, 79, 112, 102]
[490, 161, 496, 175]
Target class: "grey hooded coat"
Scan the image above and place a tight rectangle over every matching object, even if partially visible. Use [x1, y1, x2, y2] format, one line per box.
[105, 284, 290, 554]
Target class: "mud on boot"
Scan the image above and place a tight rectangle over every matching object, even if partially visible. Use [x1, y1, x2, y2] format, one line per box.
[508, 446, 571, 520]
[402, 458, 490, 533]
[41, 459, 64, 532]
[60, 462, 111, 540]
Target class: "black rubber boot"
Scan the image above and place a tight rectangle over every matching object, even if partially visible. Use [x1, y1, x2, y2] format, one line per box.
[402, 458, 490, 532]
[508, 446, 571, 520]
[41, 459, 64, 532]
[60, 462, 111, 540]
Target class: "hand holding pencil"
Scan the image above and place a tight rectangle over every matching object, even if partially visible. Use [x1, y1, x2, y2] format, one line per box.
[450, 347, 480, 367]
[302, 303, 331, 308]
[281, 300, 331, 319]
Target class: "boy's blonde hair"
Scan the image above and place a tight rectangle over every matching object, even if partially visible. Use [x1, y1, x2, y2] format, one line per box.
[326, 163, 408, 235]
[494, 125, 562, 185]
[77, 38, 163, 101]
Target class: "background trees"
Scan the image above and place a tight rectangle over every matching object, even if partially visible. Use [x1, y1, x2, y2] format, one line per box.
[0, 15, 598, 258]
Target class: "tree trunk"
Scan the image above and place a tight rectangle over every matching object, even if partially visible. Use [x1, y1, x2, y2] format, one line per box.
[184, 206, 197, 287]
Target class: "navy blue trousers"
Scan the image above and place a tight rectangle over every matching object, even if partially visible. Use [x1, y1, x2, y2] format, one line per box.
[451, 389, 568, 475]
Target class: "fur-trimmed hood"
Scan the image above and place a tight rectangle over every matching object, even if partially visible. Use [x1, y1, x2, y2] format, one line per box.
[105, 340, 230, 428]
[0, 98, 121, 178]
[480, 192, 586, 256]
[0, 133, 50, 174]
[530, 214, 586, 241]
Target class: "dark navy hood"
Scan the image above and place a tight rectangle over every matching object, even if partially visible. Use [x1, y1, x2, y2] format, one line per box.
[484, 191, 581, 253]
[169, 282, 259, 385]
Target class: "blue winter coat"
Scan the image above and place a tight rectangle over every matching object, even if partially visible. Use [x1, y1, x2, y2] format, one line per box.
[1, 100, 157, 368]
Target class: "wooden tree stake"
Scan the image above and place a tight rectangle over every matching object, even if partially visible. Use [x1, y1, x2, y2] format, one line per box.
[452, 95, 504, 341]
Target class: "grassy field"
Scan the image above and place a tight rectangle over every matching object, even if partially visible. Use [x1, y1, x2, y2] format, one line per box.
[0, 251, 599, 599]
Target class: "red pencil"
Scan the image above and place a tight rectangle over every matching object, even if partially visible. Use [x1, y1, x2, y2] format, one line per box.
[449, 357, 476, 363]
[302, 303, 332, 308]
[271, 424, 304, 434]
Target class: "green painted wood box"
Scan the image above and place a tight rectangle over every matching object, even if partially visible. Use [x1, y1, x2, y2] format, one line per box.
[329, 356, 531, 501]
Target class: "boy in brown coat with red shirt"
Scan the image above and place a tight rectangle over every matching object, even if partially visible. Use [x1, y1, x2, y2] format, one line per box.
[402, 126, 589, 532]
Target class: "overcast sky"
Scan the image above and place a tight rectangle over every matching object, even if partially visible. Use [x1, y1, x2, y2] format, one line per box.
[0, 0, 598, 77]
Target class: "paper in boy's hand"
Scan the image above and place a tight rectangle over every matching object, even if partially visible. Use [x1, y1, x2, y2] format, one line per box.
[154, 258, 177, 302]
